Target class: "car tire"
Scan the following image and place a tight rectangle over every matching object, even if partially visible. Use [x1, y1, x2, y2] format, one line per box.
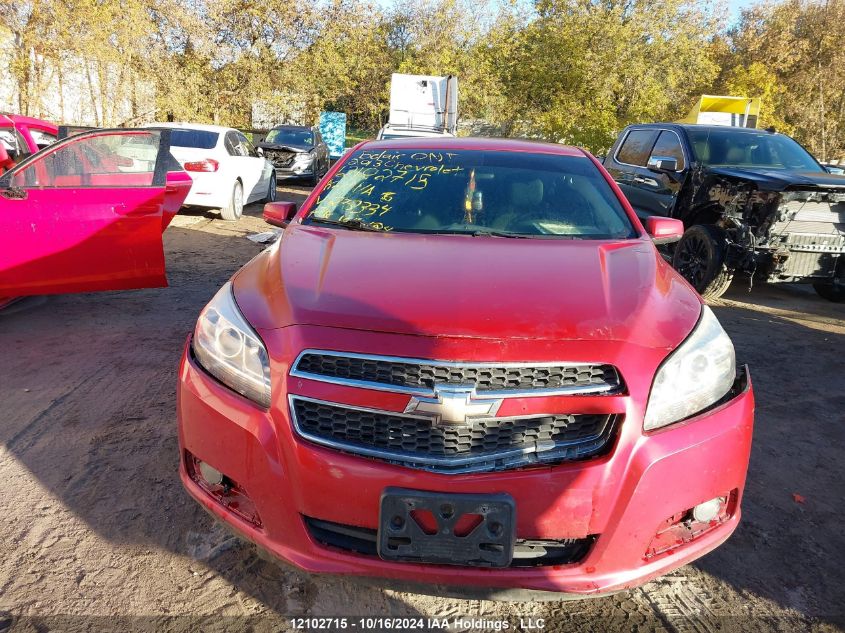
[264, 173, 277, 203]
[672, 224, 734, 300]
[221, 181, 244, 221]
[812, 259, 845, 302]
[813, 283, 845, 302]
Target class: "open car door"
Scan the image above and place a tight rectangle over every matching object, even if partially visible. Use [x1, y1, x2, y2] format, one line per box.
[0, 128, 186, 297]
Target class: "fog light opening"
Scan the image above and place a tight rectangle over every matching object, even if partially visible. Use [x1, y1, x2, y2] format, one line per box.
[185, 451, 262, 528]
[199, 461, 224, 486]
[645, 490, 737, 559]
[692, 497, 725, 523]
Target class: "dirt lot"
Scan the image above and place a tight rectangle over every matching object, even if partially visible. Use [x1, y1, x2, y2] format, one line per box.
[1, 183, 843, 633]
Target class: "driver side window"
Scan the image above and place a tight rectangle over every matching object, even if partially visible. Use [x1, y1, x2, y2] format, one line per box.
[9, 132, 159, 188]
[649, 130, 686, 170]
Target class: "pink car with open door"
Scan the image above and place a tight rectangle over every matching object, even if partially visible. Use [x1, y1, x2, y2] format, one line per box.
[0, 128, 190, 306]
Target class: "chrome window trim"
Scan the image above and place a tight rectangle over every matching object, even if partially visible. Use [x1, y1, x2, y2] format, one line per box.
[289, 349, 620, 398]
[288, 394, 614, 471]
[613, 127, 687, 172]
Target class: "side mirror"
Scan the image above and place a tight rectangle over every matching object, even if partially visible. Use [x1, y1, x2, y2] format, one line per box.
[0, 143, 11, 168]
[647, 156, 678, 173]
[256, 146, 264, 157]
[263, 201, 297, 228]
[645, 216, 684, 245]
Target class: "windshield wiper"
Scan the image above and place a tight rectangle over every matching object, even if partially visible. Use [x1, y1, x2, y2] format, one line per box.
[308, 217, 382, 232]
[468, 229, 530, 238]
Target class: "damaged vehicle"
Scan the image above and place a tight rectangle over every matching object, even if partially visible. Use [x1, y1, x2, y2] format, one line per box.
[604, 124, 845, 301]
[258, 125, 330, 185]
[177, 138, 754, 597]
[0, 128, 190, 303]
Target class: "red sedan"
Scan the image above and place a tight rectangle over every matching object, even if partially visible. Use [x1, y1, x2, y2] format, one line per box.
[0, 128, 190, 302]
[177, 138, 753, 596]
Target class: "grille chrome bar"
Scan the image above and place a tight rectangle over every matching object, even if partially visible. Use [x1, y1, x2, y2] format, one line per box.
[289, 395, 617, 474]
[290, 349, 622, 398]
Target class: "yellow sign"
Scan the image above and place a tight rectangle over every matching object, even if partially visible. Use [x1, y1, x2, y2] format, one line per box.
[679, 95, 761, 128]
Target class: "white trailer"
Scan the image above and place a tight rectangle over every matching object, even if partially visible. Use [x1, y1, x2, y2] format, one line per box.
[378, 74, 458, 139]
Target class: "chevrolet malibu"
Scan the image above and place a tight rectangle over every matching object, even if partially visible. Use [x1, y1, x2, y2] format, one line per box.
[177, 138, 754, 596]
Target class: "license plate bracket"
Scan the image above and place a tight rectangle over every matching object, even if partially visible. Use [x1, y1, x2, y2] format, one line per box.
[377, 487, 515, 568]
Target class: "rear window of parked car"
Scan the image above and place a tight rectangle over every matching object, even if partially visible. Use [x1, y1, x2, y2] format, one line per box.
[308, 149, 636, 239]
[170, 129, 219, 150]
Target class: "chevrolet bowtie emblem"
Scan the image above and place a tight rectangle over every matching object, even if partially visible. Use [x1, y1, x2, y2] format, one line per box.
[404, 384, 502, 426]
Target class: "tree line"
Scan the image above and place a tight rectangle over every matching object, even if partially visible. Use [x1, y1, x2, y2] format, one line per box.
[2, 0, 843, 159]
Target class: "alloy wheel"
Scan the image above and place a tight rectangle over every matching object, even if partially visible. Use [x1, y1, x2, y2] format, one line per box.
[675, 233, 710, 288]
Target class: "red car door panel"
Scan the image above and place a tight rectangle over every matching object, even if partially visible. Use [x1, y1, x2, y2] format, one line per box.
[0, 129, 187, 297]
[162, 170, 192, 231]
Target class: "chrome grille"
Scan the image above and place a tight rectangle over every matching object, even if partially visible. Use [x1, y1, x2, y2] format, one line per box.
[774, 251, 840, 280]
[291, 350, 622, 396]
[770, 199, 845, 248]
[290, 396, 617, 473]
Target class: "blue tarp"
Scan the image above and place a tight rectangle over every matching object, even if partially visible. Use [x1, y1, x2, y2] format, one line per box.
[319, 111, 347, 159]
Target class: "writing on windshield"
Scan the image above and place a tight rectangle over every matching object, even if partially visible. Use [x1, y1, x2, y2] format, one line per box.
[308, 148, 635, 239]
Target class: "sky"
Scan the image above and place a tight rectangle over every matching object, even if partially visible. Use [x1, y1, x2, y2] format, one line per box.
[726, 0, 761, 24]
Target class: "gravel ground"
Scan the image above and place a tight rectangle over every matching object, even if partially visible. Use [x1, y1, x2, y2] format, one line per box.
[0, 183, 843, 633]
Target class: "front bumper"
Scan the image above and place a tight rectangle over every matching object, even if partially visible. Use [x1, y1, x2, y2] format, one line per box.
[177, 339, 754, 595]
[273, 164, 315, 179]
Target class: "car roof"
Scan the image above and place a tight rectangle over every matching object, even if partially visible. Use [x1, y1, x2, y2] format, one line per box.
[0, 113, 57, 128]
[360, 136, 587, 157]
[627, 122, 783, 136]
[150, 122, 233, 134]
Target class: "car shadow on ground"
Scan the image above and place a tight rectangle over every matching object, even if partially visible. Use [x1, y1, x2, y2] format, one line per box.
[694, 287, 844, 622]
[0, 201, 842, 630]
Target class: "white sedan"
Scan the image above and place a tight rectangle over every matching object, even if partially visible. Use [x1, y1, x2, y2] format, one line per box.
[149, 123, 276, 220]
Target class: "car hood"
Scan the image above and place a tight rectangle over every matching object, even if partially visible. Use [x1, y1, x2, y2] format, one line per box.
[259, 143, 312, 153]
[233, 226, 702, 350]
[706, 166, 845, 191]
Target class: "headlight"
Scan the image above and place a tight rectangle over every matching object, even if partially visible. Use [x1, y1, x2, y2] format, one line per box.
[644, 306, 735, 430]
[192, 282, 271, 407]
[293, 152, 313, 165]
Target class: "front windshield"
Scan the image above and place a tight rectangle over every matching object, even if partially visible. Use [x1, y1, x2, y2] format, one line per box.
[266, 128, 313, 146]
[305, 148, 636, 238]
[688, 128, 823, 171]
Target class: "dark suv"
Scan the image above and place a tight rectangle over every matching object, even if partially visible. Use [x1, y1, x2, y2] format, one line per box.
[258, 125, 330, 185]
[604, 124, 845, 301]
